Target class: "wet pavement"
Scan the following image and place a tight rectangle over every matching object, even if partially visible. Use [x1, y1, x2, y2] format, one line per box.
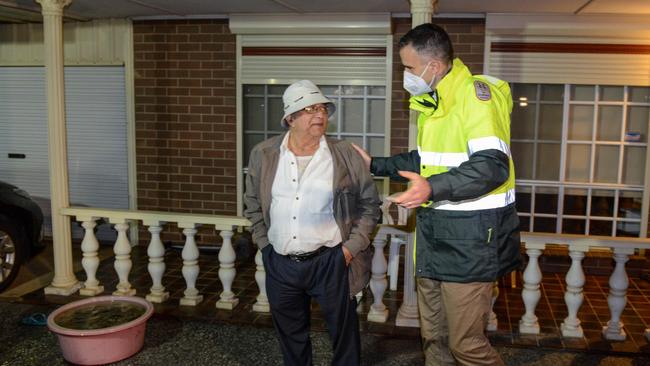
[2, 301, 650, 366]
[3, 242, 650, 365]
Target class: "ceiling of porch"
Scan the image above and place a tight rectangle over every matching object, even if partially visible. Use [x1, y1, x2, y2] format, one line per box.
[1, 0, 650, 24]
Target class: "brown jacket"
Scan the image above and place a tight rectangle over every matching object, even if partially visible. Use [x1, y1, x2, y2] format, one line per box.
[244, 133, 381, 296]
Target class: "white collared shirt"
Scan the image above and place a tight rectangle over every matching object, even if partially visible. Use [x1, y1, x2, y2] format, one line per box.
[268, 133, 342, 255]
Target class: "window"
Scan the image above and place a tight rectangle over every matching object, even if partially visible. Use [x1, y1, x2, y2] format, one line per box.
[242, 84, 388, 193]
[512, 84, 649, 237]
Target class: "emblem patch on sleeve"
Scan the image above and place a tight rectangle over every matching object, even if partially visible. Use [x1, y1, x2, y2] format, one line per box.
[474, 80, 491, 101]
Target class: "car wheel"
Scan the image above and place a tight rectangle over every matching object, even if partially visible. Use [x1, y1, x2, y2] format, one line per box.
[0, 215, 27, 292]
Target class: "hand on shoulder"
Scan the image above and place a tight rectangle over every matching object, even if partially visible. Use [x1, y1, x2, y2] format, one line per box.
[350, 143, 371, 170]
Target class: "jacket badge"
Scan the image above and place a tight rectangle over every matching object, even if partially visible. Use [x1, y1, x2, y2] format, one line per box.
[474, 80, 491, 101]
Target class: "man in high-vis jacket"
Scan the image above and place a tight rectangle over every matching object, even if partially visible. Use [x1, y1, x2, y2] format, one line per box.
[354, 23, 521, 365]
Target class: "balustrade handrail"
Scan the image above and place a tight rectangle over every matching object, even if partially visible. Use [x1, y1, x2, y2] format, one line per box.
[521, 231, 650, 250]
[61, 206, 251, 229]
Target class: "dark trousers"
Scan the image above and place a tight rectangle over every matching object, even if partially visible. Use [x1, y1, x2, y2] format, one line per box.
[262, 244, 360, 366]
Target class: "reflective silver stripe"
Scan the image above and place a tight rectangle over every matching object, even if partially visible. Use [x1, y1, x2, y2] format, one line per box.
[433, 188, 516, 211]
[418, 147, 468, 168]
[468, 136, 511, 156]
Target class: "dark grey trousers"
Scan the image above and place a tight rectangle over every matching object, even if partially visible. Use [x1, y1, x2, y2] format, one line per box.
[263, 244, 360, 366]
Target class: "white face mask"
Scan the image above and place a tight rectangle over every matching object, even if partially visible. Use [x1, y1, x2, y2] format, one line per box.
[403, 62, 436, 96]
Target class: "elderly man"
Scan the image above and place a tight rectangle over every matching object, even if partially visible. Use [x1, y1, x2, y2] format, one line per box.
[244, 80, 381, 366]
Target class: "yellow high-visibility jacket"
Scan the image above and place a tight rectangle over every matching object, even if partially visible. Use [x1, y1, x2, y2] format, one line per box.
[371, 58, 521, 282]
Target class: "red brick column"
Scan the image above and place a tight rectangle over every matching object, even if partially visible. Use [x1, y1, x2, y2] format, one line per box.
[133, 19, 236, 244]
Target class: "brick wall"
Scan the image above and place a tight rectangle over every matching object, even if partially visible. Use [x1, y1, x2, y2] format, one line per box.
[389, 17, 486, 193]
[133, 19, 236, 244]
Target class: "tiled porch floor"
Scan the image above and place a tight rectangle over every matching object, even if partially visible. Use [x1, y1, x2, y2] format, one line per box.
[22, 245, 650, 356]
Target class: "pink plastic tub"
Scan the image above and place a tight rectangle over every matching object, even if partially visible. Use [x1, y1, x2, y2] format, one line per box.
[47, 295, 154, 365]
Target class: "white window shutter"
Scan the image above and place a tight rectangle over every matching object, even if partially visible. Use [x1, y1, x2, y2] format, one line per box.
[0, 66, 129, 239]
[484, 14, 650, 86]
[231, 14, 392, 86]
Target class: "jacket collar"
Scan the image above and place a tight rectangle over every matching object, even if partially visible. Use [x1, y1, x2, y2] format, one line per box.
[262, 132, 338, 154]
[260, 132, 348, 192]
[279, 132, 329, 156]
[408, 58, 471, 116]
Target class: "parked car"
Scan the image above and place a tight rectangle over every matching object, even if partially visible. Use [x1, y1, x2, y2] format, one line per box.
[0, 180, 44, 292]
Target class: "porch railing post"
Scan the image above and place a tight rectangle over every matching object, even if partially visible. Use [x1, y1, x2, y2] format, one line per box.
[396, 232, 419, 327]
[519, 243, 545, 334]
[216, 229, 239, 310]
[78, 218, 104, 296]
[253, 248, 269, 312]
[112, 220, 135, 296]
[368, 235, 389, 322]
[561, 245, 588, 338]
[486, 280, 499, 331]
[180, 225, 203, 306]
[145, 222, 169, 303]
[602, 247, 634, 340]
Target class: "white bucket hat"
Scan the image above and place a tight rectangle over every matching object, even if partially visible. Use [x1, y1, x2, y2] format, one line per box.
[281, 80, 336, 128]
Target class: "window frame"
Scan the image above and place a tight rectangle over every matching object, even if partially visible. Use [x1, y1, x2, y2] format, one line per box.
[241, 83, 391, 198]
[512, 83, 649, 237]
[233, 27, 394, 215]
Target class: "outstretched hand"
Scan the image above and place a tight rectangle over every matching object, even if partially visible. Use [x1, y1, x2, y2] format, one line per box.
[389, 171, 432, 209]
[350, 143, 371, 170]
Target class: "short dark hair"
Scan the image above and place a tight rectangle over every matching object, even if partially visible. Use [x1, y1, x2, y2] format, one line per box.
[398, 23, 454, 64]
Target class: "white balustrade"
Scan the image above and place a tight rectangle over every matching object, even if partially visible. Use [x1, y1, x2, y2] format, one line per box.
[60, 207, 251, 307]
[145, 223, 169, 303]
[253, 248, 269, 312]
[180, 225, 203, 306]
[368, 235, 389, 322]
[561, 245, 588, 338]
[57, 207, 650, 344]
[79, 219, 104, 296]
[216, 230, 239, 310]
[519, 244, 545, 334]
[487, 281, 499, 331]
[602, 248, 634, 340]
[112, 221, 135, 296]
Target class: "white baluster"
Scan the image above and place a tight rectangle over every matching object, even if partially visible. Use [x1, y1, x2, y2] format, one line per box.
[396, 232, 419, 327]
[519, 244, 545, 334]
[145, 223, 169, 303]
[79, 219, 104, 296]
[216, 230, 239, 309]
[561, 245, 588, 338]
[252, 249, 269, 312]
[380, 198, 395, 225]
[486, 281, 499, 331]
[355, 291, 364, 313]
[388, 236, 405, 291]
[368, 235, 388, 322]
[602, 248, 634, 340]
[112, 221, 135, 296]
[179, 226, 203, 306]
